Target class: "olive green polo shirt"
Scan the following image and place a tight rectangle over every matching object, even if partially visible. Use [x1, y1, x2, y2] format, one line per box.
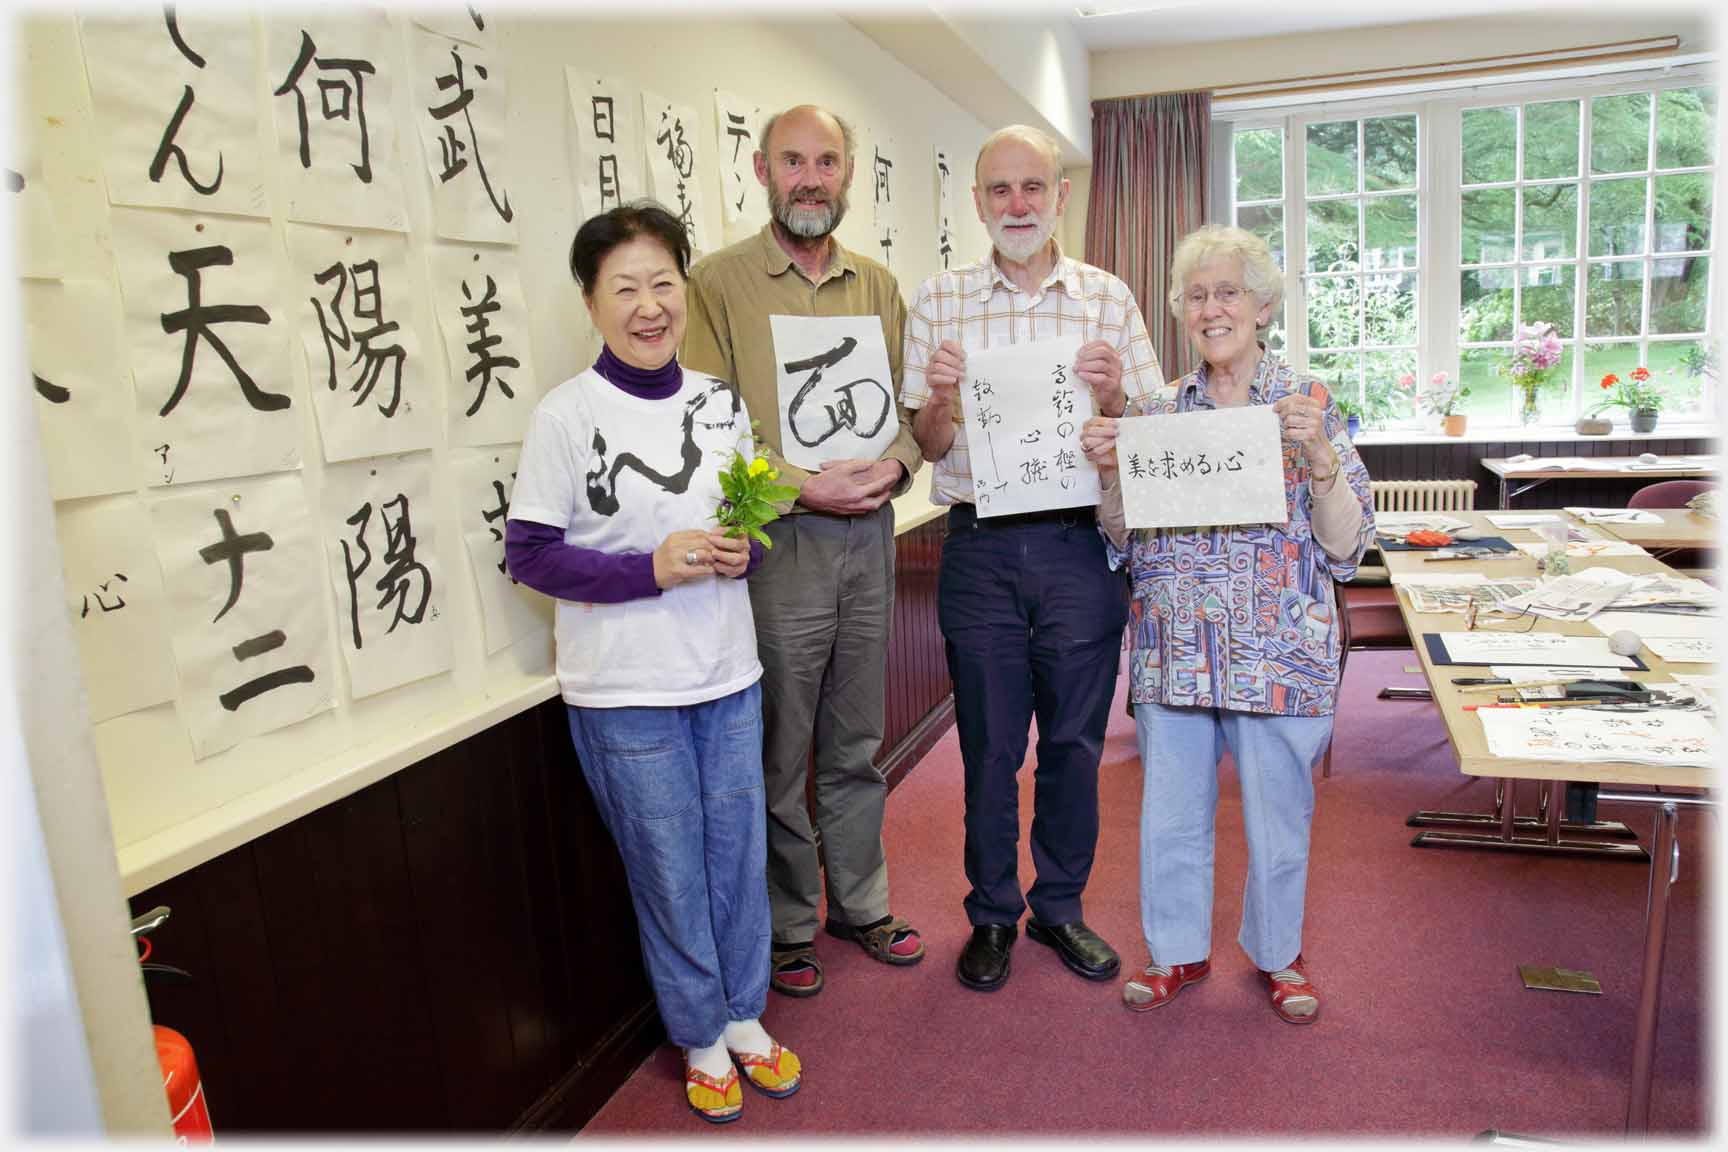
[682, 224, 921, 508]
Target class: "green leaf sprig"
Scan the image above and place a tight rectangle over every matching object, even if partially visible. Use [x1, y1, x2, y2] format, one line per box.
[715, 432, 799, 548]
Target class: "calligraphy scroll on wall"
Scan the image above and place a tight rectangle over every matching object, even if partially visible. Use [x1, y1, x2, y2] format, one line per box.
[862, 129, 900, 271]
[79, 10, 267, 217]
[449, 447, 550, 654]
[714, 89, 768, 240]
[410, 5, 495, 50]
[934, 145, 958, 272]
[427, 243, 539, 447]
[567, 70, 644, 219]
[150, 473, 335, 759]
[285, 223, 437, 461]
[769, 315, 898, 470]
[110, 207, 303, 487]
[411, 27, 516, 244]
[641, 89, 710, 254]
[265, 12, 408, 232]
[23, 277, 137, 500]
[1114, 406, 1288, 530]
[320, 452, 452, 699]
[959, 335, 1098, 518]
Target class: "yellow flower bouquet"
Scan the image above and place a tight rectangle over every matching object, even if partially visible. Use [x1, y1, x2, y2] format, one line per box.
[716, 449, 799, 548]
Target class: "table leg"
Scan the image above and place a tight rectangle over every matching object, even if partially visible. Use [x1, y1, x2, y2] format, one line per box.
[1625, 801, 1679, 1135]
[1408, 777, 1638, 839]
[1411, 776, 1649, 857]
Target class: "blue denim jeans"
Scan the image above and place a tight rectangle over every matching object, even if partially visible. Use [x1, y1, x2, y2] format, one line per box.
[566, 681, 769, 1048]
[1133, 702, 1333, 973]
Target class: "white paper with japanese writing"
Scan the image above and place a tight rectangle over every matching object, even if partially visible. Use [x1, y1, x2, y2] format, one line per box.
[24, 277, 137, 500]
[450, 447, 550, 654]
[566, 70, 644, 218]
[769, 315, 898, 470]
[714, 89, 767, 236]
[863, 129, 899, 271]
[959, 335, 1098, 518]
[1436, 632, 1638, 669]
[1477, 707, 1715, 768]
[286, 223, 436, 461]
[11, 155, 64, 279]
[410, 6, 494, 49]
[266, 13, 408, 232]
[150, 474, 335, 758]
[1115, 407, 1286, 530]
[111, 208, 302, 487]
[934, 145, 958, 272]
[641, 90, 710, 254]
[79, 10, 266, 217]
[411, 28, 516, 244]
[57, 497, 178, 723]
[321, 452, 452, 699]
[1643, 636, 1715, 665]
[428, 243, 538, 447]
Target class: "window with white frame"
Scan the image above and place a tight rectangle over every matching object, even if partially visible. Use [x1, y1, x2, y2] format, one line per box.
[1229, 73, 1718, 433]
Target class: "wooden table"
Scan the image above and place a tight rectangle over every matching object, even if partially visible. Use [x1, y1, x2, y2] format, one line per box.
[1379, 511, 1714, 1133]
[1481, 456, 1718, 509]
[1591, 508, 1719, 553]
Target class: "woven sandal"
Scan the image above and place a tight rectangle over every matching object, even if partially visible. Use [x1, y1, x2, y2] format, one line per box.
[731, 1040, 802, 1098]
[684, 1064, 743, 1123]
[770, 944, 824, 997]
[1262, 955, 1321, 1025]
[824, 914, 926, 965]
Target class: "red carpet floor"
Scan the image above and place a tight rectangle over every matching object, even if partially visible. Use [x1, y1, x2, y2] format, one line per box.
[583, 648, 1713, 1138]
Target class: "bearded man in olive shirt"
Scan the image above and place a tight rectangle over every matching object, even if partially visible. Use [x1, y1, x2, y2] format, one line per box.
[681, 104, 925, 999]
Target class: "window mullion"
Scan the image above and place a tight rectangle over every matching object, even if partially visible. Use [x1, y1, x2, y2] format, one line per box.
[1425, 101, 1461, 408]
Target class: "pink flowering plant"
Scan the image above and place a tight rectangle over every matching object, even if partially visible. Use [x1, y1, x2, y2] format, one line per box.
[1502, 322, 1563, 412]
[1418, 370, 1470, 417]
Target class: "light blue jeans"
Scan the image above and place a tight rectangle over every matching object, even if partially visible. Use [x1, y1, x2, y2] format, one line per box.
[1134, 702, 1333, 973]
[566, 681, 769, 1048]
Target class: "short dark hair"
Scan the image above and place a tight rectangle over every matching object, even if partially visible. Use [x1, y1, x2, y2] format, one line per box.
[568, 200, 691, 297]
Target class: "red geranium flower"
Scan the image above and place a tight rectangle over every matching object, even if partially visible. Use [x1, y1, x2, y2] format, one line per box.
[1600, 374, 1619, 388]
[1631, 366, 1651, 381]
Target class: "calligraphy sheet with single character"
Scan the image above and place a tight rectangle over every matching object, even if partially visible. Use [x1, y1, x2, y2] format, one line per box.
[566, 70, 644, 218]
[79, 10, 266, 216]
[450, 448, 549, 654]
[641, 90, 710, 254]
[1115, 406, 1286, 530]
[770, 315, 899, 470]
[321, 452, 452, 699]
[150, 474, 334, 758]
[111, 207, 302, 487]
[24, 277, 137, 500]
[411, 28, 516, 243]
[57, 497, 178, 723]
[287, 223, 436, 461]
[959, 335, 1098, 518]
[266, 12, 408, 232]
[428, 243, 538, 446]
[714, 89, 767, 237]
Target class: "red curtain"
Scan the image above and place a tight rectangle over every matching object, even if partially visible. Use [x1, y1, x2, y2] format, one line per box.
[1086, 92, 1212, 382]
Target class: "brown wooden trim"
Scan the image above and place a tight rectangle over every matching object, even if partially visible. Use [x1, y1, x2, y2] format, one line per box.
[883, 695, 956, 793]
[509, 999, 664, 1135]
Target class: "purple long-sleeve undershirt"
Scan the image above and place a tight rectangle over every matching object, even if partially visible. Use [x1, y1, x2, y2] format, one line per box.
[504, 519, 765, 604]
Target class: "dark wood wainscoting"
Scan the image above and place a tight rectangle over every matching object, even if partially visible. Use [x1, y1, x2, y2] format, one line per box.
[1356, 435, 1715, 507]
[130, 515, 954, 1134]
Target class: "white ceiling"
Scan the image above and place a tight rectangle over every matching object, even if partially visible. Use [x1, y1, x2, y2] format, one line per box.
[1065, 0, 1604, 50]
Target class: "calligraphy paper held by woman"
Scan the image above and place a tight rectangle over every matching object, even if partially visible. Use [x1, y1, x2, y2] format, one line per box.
[1080, 224, 1375, 1025]
[503, 202, 800, 1124]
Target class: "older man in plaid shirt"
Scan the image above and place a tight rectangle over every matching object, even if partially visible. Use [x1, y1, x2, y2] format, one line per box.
[902, 124, 1165, 993]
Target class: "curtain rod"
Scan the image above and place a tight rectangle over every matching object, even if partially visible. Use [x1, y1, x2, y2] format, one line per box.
[1098, 36, 1682, 104]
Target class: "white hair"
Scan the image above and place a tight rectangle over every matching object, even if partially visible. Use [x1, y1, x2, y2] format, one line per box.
[1166, 224, 1284, 322]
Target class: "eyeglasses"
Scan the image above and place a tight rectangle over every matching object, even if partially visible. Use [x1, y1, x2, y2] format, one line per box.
[1182, 284, 1249, 310]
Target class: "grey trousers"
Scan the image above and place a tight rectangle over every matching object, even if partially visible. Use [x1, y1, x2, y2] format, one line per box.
[748, 504, 895, 944]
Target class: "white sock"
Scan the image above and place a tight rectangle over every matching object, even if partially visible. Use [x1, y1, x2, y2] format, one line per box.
[723, 1017, 773, 1057]
[686, 1037, 731, 1079]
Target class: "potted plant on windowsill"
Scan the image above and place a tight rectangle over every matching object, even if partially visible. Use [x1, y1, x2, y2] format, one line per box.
[1593, 366, 1665, 433]
[1418, 370, 1471, 436]
[1335, 394, 1361, 439]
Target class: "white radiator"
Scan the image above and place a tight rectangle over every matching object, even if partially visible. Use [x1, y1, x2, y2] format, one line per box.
[1368, 479, 1478, 512]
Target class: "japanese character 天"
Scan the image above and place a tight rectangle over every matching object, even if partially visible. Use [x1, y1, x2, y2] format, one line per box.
[159, 244, 287, 417]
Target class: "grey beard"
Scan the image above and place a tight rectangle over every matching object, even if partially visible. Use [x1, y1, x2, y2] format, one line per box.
[772, 189, 845, 239]
[990, 216, 1053, 264]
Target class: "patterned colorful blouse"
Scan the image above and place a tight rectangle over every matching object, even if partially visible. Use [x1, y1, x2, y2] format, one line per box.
[1117, 352, 1375, 717]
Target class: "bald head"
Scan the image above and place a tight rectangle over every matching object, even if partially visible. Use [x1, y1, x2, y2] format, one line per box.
[760, 104, 855, 168]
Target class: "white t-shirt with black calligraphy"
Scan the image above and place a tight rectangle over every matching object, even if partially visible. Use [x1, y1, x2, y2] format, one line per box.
[511, 366, 761, 708]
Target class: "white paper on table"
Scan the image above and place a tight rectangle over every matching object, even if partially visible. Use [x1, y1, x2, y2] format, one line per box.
[111, 208, 303, 488]
[79, 10, 267, 216]
[1436, 631, 1638, 668]
[1564, 507, 1663, 524]
[1493, 568, 1638, 620]
[1401, 578, 1541, 615]
[1507, 456, 1606, 471]
[428, 244, 538, 447]
[1511, 538, 1649, 559]
[959, 335, 1099, 518]
[1116, 406, 1286, 530]
[1477, 706, 1715, 768]
[1643, 636, 1716, 665]
[56, 498, 178, 722]
[1590, 610, 1716, 640]
[1667, 673, 1718, 696]
[1487, 665, 1623, 683]
[1485, 512, 1561, 529]
[714, 90, 766, 234]
[641, 90, 709, 254]
[1374, 512, 1473, 535]
[411, 28, 516, 243]
[770, 315, 899, 470]
[149, 473, 335, 758]
[23, 278, 137, 500]
[320, 452, 452, 698]
[1606, 574, 1717, 611]
[449, 447, 550, 654]
[265, 12, 408, 232]
[566, 70, 644, 218]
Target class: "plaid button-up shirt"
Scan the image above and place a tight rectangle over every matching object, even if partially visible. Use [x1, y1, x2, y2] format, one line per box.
[901, 247, 1165, 506]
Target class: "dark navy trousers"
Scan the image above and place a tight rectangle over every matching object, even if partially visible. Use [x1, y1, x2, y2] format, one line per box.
[937, 503, 1129, 927]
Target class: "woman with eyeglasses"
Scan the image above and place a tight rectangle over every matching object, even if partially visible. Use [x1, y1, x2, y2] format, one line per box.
[1079, 224, 1375, 1026]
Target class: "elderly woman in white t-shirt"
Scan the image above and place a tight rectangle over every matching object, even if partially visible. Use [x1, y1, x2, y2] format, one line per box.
[506, 202, 799, 1125]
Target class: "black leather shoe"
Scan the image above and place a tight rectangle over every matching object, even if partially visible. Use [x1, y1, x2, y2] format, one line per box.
[1026, 919, 1120, 980]
[956, 923, 1017, 991]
